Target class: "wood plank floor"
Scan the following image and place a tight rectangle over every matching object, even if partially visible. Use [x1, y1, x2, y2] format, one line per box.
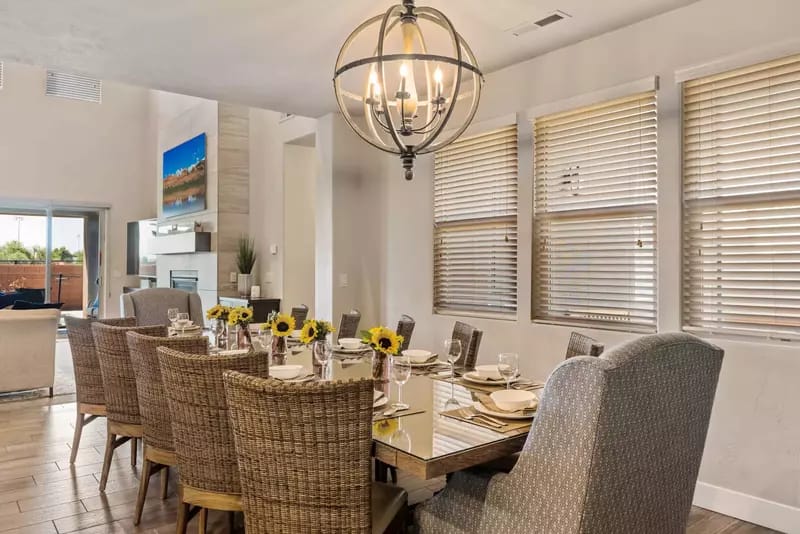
[0, 396, 782, 533]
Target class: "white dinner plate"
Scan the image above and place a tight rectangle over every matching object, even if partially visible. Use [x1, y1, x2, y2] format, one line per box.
[280, 371, 315, 384]
[473, 401, 535, 420]
[333, 345, 370, 354]
[408, 358, 443, 368]
[462, 371, 520, 386]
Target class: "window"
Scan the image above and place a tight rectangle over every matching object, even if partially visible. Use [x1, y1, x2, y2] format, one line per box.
[433, 125, 518, 316]
[533, 92, 658, 332]
[683, 53, 800, 340]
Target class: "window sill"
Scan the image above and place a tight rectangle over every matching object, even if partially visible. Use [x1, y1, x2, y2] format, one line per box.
[433, 308, 518, 323]
[531, 318, 656, 335]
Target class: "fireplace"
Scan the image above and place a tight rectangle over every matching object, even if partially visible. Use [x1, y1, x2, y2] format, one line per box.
[169, 270, 199, 293]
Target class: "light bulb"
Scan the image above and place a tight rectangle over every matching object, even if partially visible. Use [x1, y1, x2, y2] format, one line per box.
[397, 62, 418, 120]
[369, 69, 378, 86]
[433, 67, 443, 83]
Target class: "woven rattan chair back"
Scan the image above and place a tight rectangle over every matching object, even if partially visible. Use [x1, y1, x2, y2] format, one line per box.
[396, 314, 415, 352]
[451, 321, 483, 370]
[338, 309, 361, 340]
[290, 304, 309, 327]
[127, 332, 209, 453]
[157, 347, 271, 495]
[65, 317, 136, 406]
[565, 332, 605, 359]
[224, 372, 374, 533]
[92, 323, 166, 425]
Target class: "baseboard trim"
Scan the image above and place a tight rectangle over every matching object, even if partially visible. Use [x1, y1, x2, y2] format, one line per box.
[694, 481, 800, 533]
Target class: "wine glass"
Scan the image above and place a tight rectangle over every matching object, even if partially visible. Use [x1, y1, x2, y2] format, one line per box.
[313, 340, 332, 366]
[391, 353, 411, 410]
[498, 353, 519, 390]
[167, 308, 179, 327]
[444, 338, 463, 382]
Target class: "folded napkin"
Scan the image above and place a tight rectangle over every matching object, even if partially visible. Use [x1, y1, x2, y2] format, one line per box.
[476, 392, 538, 416]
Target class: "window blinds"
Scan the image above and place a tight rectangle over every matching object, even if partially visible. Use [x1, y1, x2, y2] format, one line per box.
[433, 125, 518, 315]
[534, 92, 658, 332]
[683, 53, 800, 340]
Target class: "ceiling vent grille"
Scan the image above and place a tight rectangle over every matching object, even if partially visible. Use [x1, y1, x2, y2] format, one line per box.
[279, 112, 295, 123]
[507, 10, 571, 36]
[46, 71, 102, 103]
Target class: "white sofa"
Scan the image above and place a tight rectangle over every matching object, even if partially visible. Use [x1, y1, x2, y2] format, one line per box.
[0, 308, 60, 396]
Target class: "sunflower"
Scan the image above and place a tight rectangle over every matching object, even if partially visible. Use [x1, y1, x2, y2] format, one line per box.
[363, 326, 404, 355]
[227, 306, 254, 327]
[271, 313, 296, 337]
[372, 418, 398, 438]
[299, 320, 317, 344]
[206, 304, 230, 321]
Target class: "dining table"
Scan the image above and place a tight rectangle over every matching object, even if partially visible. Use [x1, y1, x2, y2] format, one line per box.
[269, 343, 539, 481]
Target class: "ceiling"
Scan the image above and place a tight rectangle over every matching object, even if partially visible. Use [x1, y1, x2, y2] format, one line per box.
[0, 0, 697, 117]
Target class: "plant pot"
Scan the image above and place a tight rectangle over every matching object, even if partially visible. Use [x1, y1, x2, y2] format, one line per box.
[237, 273, 253, 297]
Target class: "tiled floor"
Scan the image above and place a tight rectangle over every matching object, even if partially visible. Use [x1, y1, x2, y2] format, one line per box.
[0, 395, 781, 533]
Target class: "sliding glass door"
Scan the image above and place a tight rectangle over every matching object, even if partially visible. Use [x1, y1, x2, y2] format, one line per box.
[0, 206, 104, 320]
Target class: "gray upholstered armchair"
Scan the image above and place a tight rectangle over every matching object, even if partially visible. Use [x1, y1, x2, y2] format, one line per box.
[416, 333, 724, 534]
[120, 288, 203, 327]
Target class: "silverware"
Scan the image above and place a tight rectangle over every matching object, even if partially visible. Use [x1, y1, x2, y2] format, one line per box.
[382, 406, 409, 417]
[457, 408, 506, 428]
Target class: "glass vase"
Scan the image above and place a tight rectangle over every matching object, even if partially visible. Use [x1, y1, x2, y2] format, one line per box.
[237, 325, 252, 351]
[372, 350, 390, 384]
[272, 335, 287, 365]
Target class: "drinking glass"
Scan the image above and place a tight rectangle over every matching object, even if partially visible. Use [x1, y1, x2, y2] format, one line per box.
[313, 340, 333, 366]
[177, 312, 190, 335]
[444, 338, 463, 382]
[391, 353, 411, 409]
[498, 353, 519, 390]
[167, 308, 179, 326]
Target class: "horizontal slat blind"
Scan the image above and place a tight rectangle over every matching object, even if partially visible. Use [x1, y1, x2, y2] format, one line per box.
[534, 92, 658, 332]
[683, 53, 800, 340]
[46, 71, 102, 103]
[434, 125, 518, 315]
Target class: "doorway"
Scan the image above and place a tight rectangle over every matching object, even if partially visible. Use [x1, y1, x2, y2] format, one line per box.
[283, 134, 317, 316]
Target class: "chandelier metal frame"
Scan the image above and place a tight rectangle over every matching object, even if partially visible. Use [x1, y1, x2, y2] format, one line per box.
[333, 0, 484, 180]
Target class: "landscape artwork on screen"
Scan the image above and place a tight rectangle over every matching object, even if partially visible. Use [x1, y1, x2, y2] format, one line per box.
[162, 133, 207, 218]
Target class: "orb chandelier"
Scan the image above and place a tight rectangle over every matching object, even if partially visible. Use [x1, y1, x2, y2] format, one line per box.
[333, 0, 484, 180]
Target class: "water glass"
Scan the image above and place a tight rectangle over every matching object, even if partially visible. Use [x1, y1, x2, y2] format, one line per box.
[498, 353, 519, 390]
[313, 340, 333, 366]
[444, 338, 463, 380]
[177, 312, 190, 334]
[167, 308, 179, 326]
[391, 353, 411, 409]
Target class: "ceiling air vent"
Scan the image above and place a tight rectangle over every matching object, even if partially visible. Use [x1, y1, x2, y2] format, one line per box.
[46, 71, 102, 103]
[279, 112, 295, 123]
[507, 10, 571, 36]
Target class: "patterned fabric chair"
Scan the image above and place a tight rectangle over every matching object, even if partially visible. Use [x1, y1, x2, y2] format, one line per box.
[126, 332, 209, 525]
[223, 372, 408, 533]
[290, 304, 309, 328]
[92, 322, 166, 491]
[451, 321, 483, 370]
[121, 288, 203, 327]
[396, 315, 415, 352]
[565, 332, 604, 359]
[415, 333, 724, 534]
[157, 346, 271, 533]
[338, 309, 362, 340]
[64, 316, 136, 464]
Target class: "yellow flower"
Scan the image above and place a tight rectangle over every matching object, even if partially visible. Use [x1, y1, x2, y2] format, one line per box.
[372, 418, 398, 438]
[300, 320, 317, 344]
[271, 313, 296, 337]
[227, 306, 253, 326]
[206, 304, 230, 321]
[367, 326, 403, 355]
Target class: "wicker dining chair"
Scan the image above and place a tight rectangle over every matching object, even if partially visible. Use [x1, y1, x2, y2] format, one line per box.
[396, 315, 415, 352]
[565, 332, 605, 359]
[223, 372, 408, 533]
[92, 322, 166, 492]
[157, 346, 271, 534]
[127, 332, 209, 526]
[64, 316, 136, 464]
[338, 309, 362, 340]
[451, 321, 483, 370]
[290, 304, 309, 327]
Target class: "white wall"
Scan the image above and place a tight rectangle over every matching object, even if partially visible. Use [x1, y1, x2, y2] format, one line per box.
[0, 62, 155, 314]
[380, 0, 800, 530]
[283, 143, 317, 315]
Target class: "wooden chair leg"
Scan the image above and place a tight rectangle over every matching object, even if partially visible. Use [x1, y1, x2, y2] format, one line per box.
[130, 438, 138, 467]
[389, 466, 398, 484]
[99, 431, 116, 492]
[70, 412, 84, 464]
[198, 508, 208, 534]
[176, 501, 190, 534]
[160, 466, 170, 499]
[227, 511, 236, 533]
[48, 386, 54, 398]
[134, 458, 153, 525]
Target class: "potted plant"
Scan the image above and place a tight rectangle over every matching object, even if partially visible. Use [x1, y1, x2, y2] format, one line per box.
[236, 236, 257, 297]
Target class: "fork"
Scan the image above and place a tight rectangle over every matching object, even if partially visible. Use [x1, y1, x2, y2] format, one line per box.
[457, 408, 506, 428]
